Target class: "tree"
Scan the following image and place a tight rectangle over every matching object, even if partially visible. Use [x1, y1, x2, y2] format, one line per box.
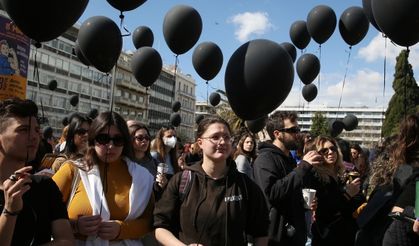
[310, 111, 329, 136]
[382, 50, 419, 137]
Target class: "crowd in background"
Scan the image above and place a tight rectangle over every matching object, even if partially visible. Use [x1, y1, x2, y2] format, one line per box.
[0, 97, 418, 246]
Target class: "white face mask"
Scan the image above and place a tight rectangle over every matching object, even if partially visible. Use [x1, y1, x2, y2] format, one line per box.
[163, 136, 177, 149]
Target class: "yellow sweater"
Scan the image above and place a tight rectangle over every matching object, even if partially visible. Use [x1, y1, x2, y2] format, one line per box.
[52, 159, 154, 240]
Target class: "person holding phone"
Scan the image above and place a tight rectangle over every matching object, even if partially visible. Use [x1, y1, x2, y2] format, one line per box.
[0, 98, 73, 245]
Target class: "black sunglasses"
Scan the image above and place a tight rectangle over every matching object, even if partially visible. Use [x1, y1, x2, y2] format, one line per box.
[319, 145, 338, 155]
[277, 126, 301, 134]
[134, 135, 150, 142]
[95, 134, 125, 147]
[75, 128, 88, 135]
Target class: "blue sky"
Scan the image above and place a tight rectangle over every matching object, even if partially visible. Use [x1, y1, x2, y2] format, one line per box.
[80, 0, 419, 109]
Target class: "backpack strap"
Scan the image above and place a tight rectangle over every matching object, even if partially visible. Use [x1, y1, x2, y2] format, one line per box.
[179, 170, 193, 202]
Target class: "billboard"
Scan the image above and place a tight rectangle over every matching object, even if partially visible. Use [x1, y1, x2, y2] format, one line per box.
[0, 15, 30, 100]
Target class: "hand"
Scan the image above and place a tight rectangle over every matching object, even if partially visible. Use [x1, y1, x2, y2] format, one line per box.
[98, 220, 121, 240]
[2, 166, 33, 213]
[302, 150, 323, 166]
[413, 219, 419, 235]
[345, 178, 361, 197]
[188, 244, 204, 246]
[156, 173, 168, 188]
[310, 197, 317, 212]
[77, 215, 101, 236]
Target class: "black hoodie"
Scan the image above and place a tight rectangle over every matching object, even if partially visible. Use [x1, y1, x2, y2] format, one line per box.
[253, 141, 313, 246]
[154, 159, 269, 246]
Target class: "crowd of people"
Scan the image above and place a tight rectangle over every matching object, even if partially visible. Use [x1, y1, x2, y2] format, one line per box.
[0, 97, 418, 246]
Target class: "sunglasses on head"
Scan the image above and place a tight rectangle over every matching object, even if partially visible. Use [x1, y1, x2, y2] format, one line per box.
[134, 135, 150, 142]
[277, 126, 301, 134]
[319, 145, 338, 155]
[75, 128, 88, 135]
[95, 134, 125, 147]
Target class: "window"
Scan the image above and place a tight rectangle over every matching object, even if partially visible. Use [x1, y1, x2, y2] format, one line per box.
[70, 63, 81, 76]
[55, 58, 63, 69]
[48, 56, 55, 67]
[41, 53, 48, 64]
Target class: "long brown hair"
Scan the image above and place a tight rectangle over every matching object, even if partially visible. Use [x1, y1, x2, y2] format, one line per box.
[233, 133, 256, 161]
[84, 112, 134, 170]
[306, 136, 345, 183]
[151, 126, 178, 169]
[391, 113, 419, 167]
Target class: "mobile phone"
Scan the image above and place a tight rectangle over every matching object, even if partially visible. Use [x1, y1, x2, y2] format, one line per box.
[388, 211, 416, 223]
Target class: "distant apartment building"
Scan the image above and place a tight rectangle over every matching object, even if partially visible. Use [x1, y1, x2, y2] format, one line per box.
[276, 106, 386, 147]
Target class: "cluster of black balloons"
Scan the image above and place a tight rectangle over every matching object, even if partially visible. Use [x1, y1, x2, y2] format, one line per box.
[170, 101, 182, 127]
[329, 114, 359, 137]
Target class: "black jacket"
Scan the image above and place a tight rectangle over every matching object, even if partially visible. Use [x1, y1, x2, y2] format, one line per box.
[253, 142, 312, 246]
[154, 159, 269, 246]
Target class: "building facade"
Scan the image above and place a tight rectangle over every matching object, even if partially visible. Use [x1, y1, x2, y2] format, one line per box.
[174, 71, 196, 141]
[276, 106, 386, 147]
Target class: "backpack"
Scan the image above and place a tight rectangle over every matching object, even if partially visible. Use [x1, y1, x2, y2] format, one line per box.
[179, 170, 193, 202]
[39, 153, 67, 170]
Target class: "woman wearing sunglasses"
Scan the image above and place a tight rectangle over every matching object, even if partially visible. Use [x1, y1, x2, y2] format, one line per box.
[50, 113, 91, 173]
[303, 136, 365, 246]
[53, 112, 154, 245]
[154, 116, 269, 245]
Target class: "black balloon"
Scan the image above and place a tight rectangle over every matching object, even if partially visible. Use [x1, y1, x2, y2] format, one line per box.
[296, 53, 320, 85]
[246, 115, 267, 134]
[48, 80, 57, 91]
[74, 41, 91, 66]
[342, 114, 358, 131]
[106, 0, 146, 12]
[195, 114, 205, 124]
[280, 42, 297, 63]
[131, 47, 162, 87]
[172, 101, 181, 112]
[78, 16, 122, 73]
[62, 117, 69, 127]
[339, 6, 370, 46]
[289, 20, 311, 50]
[192, 42, 223, 81]
[69, 95, 79, 107]
[302, 84, 318, 102]
[372, 0, 419, 47]
[132, 26, 154, 49]
[307, 5, 337, 44]
[329, 120, 344, 137]
[209, 92, 221, 107]
[163, 5, 202, 55]
[170, 113, 181, 127]
[362, 0, 381, 31]
[0, 0, 88, 43]
[225, 39, 294, 120]
[87, 108, 99, 120]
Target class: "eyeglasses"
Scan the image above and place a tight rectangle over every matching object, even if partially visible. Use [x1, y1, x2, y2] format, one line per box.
[201, 135, 233, 144]
[95, 134, 125, 147]
[277, 126, 301, 134]
[75, 128, 88, 135]
[134, 135, 150, 142]
[319, 146, 338, 155]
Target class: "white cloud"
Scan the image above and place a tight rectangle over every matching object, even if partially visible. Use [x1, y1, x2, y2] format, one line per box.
[358, 33, 419, 70]
[281, 69, 393, 108]
[229, 12, 273, 42]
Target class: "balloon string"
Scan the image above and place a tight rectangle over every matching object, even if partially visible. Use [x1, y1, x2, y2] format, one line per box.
[298, 49, 303, 109]
[206, 81, 209, 105]
[32, 47, 48, 124]
[317, 44, 322, 91]
[381, 37, 387, 139]
[404, 47, 410, 120]
[336, 46, 352, 119]
[119, 12, 131, 37]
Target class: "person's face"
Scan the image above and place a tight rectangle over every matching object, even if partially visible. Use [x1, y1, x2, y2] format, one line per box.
[94, 125, 124, 163]
[351, 148, 359, 160]
[276, 119, 299, 151]
[163, 129, 175, 139]
[319, 141, 338, 166]
[73, 122, 89, 153]
[133, 128, 150, 154]
[243, 137, 254, 152]
[0, 116, 40, 162]
[198, 123, 232, 162]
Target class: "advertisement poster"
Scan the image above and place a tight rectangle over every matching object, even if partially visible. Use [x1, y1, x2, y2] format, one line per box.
[0, 15, 30, 101]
